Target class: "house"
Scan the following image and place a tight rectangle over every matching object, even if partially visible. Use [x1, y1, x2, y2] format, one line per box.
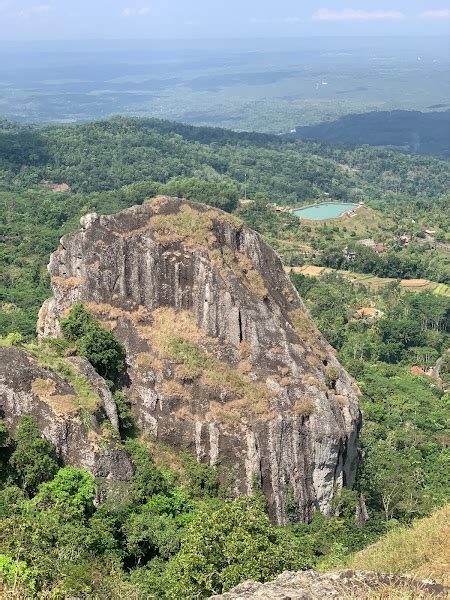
[267, 203, 289, 213]
[373, 243, 385, 254]
[343, 246, 357, 261]
[354, 307, 384, 320]
[410, 366, 425, 376]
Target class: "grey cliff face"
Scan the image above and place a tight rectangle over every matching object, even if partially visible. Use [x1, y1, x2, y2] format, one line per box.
[38, 196, 361, 523]
[0, 346, 134, 480]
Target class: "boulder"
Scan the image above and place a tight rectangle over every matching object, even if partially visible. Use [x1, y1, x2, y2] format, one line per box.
[0, 346, 133, 480]
[210, 570, 449, 599]
[38, 196, 361, 523]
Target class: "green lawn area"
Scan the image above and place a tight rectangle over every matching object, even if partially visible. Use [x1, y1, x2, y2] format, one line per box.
[287, 265, 449, 296]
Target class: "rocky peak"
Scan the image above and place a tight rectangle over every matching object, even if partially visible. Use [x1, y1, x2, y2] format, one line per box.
[0, 346, 134, 481]
[38, 196, 361, 523]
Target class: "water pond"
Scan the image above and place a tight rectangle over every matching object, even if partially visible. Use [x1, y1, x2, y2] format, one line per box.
[293, 202, 358, 220]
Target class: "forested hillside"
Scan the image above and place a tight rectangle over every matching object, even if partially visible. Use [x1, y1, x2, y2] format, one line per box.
[291, 110, 450, 158]
[2, 116, 449, 336]
[2, 116, 449, 199]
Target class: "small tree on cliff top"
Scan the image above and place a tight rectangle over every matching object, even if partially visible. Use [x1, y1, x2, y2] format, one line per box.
[61, 303, 126, 383]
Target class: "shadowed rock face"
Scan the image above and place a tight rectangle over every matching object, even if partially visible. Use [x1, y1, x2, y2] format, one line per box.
[0, 347, 134, 481]
[38, 196, 361, 523]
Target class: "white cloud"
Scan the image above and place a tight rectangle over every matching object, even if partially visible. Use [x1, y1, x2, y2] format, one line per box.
[17, 4, 51, 19]
[284, 16, 301, 24]
[121, 6, 151, 17]
[312, 8, 404, 22]
[419, 9, 450, 18]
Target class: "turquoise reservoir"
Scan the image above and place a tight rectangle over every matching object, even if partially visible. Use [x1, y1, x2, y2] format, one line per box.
[293, 202, 358, 220]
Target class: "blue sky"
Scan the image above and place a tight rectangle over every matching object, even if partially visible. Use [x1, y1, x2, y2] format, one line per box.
[1, 0, 449, 40]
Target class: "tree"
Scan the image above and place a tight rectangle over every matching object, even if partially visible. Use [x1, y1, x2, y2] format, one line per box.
[34, 467, 96, 518]
[378, 318, 422, 349]
[163, 496, 312, 598]
[61, 303, 126, 382]
[60, 302, 96, 341]
[126, 441, 168, 504]
[9, 417, 58, 495]
[0, 420, 11, 487]
[124, 511, 182, 564]
[77, 327, 125, 382]
[358, 438, 427, 521]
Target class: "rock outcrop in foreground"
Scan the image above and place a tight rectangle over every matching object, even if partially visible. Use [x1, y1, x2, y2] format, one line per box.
[38, 196, 361, 523]
[210, 570, 449, 599]
[0, 346, 134, 480]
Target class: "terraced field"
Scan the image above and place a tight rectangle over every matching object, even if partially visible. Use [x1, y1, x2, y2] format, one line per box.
[286, 266, 450, 297]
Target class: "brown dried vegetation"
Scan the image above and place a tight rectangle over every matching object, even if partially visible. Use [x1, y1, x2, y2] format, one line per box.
[134, 307, 273, 419]
[292, 398, 314, 416]
[31, 377, 78, 415]
[52, 276, 83, 289]
[219, 247, 268, 298]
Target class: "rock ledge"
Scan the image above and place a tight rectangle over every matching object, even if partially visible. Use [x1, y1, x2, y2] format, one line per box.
[210, 570, 449, 599]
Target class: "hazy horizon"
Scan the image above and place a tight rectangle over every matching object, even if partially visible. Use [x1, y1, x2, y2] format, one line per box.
[1, 1, 450, 41]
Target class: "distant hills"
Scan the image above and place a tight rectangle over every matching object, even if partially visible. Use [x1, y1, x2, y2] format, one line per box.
[289, 110, 450, 159]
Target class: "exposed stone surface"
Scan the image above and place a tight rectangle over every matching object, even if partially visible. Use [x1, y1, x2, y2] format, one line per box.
[66, 355, 120, 429]
[0, 346, 134, 480]
[210, 570, 449, 599]
[38, 196, 361, 523]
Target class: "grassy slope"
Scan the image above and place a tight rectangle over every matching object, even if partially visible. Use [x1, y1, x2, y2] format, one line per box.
[348, 505, 450, 586]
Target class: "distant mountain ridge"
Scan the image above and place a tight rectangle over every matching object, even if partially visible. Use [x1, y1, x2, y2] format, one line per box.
[290, 110, 450, 159]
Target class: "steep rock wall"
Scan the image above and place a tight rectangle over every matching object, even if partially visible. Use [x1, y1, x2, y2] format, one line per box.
[38, 196, 361, 523]
[0, 346, 134, 480]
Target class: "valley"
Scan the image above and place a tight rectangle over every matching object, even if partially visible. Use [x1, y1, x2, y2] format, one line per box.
[1, 37, 449, 132]
[0, 110, 448, 598]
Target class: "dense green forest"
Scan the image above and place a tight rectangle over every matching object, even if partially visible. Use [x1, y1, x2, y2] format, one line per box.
[1, 116, 449, 597]
[1, 116, 449, 336]
[291, 110, 450, 158]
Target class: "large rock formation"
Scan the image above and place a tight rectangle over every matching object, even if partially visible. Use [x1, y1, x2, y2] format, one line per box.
[210, 570, 449, 599]
[38, 196, 361, 523]
[0, 346, 134, 481]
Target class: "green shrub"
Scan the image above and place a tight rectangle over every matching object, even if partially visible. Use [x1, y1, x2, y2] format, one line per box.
[163, 496, 313, 598]
[0, 332, 24, 347]
[9, 416, 58, 495]
[0, 554, 36, 597]
[113, 391, 137, 438]
[61, 303, 126, 383]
